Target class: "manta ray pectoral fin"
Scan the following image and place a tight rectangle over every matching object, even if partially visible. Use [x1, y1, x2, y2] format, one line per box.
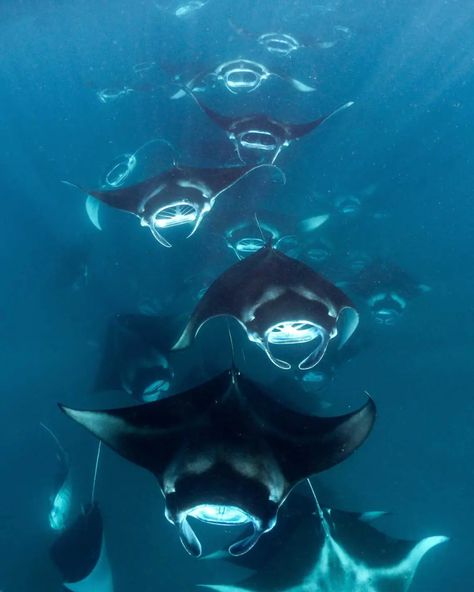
[359, 510, 390, 523]
[287, 101, 354, 139]
[85, 195, 102, 231]
[337, 307, 359, 349]
[179, 519, 202, 557]
[298, 214, 329, 233]
[212, 163, 286, 201]
[170, 89, 187, 99]
[379, 535, 448, 582]
[273, 72, 316, 92]
[58, 403, 163, 473]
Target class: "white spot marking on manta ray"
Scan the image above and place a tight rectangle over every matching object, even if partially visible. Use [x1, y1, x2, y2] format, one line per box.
[241, 287, 286, 324]
[177, 179, 212, 199]
[293, 286, 337, 317]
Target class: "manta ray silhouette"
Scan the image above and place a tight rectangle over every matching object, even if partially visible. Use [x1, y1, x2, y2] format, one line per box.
[173, 245, 359, 370]
[203, 492, 447, 592]
[50, 504, 113, 592]
[170, 59, 316, 99]
[94, 314, 181, 402]
[41, 423, 72, 531]
[188, 91, 353, 163]
[64, 164, 278, 246]
[59, 368, 375, 558]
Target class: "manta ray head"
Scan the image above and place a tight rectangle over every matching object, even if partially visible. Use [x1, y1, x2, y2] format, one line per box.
[247, 292, 336, 370]
[162, 464, 281, 557]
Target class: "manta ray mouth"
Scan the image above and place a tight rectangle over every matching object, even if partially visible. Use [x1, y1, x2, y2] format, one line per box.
[267, 321, 325, 345]
[335, 195, 361, 215]
[96, 87, 132, 103]
[103, 153, 137, 187]
[234, 237, 267, 257]
[224, 70, 261, 93]
[140, 379, 171, 402]
[153, 202, 199, 229]
[239, 131, 278, 151]
[177, 506, 265, 557]
[146, 202, 203, 247]
[187, 504, 252, 525]
[264, 322, 330, 370]
[259, 34, 299, 55]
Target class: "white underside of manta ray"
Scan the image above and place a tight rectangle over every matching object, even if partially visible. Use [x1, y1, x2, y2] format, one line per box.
[202, 516, 447, 592]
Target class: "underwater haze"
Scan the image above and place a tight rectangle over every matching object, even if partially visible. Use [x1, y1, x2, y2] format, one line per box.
[1, 0, 473, 591]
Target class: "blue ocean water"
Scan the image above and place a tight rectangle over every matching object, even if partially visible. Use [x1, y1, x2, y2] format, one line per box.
[1, 0, 473, 590]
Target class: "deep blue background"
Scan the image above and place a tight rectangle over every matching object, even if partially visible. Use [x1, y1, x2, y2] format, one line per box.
[1, 0, 473, 590]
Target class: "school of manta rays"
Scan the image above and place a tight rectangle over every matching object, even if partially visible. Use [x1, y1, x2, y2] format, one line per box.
[43, 3, 447, 592]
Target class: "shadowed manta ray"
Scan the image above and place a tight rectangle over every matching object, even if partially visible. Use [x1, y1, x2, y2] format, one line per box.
[95, 314, 182, 403]
[188, 90, 353, 163]
[59, 368, 375, 557]
[64, 164, 280, 247]
[170, 59, 316, 99]
[204, 492, 448, 592]
[41, 423, 73, 532]
[50, 504, 114, 592]
[173, 245, 359, 370]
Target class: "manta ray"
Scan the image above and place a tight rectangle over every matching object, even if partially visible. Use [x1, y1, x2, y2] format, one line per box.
[351, 260, 431, 326]
[222, 209, 330, 260]
[50, 504, 113, 592]
[188, 90, 353, 163]
[59, 368, 375, 557]
[228, 19, 347, 56]
[64, 164, 278, 247]
[41, 423, 73, 531]
[95, 314, 181, 402]
[173, 245, 359, 370]
[203, 491, 447, 592]
[170, 59, 316, 99]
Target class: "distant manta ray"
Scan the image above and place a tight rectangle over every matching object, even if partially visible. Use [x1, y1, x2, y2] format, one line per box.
[170, 59, 316, 99]
[228, 19, 346, 56]
[64, 164, 280, 247]
[94, 314, 181, 403]
[187, 90, 353, 163]
[59, 367, 375, 557]
[203, 492, 448, 592]
[173, 245, 359, 370]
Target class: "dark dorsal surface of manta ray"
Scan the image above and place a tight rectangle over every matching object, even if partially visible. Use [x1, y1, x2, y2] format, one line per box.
[188, 91, 353, 163]
[41, 423, 73, 532]
[205, 492, 447, 592]
[170, 59, 316, 99]
[64, 164, 277, 247]
[59, 368, 375, 558]
[50, 503, 114, 592]
[95, 314, 181, 403]
[173, 245, 359, 370]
